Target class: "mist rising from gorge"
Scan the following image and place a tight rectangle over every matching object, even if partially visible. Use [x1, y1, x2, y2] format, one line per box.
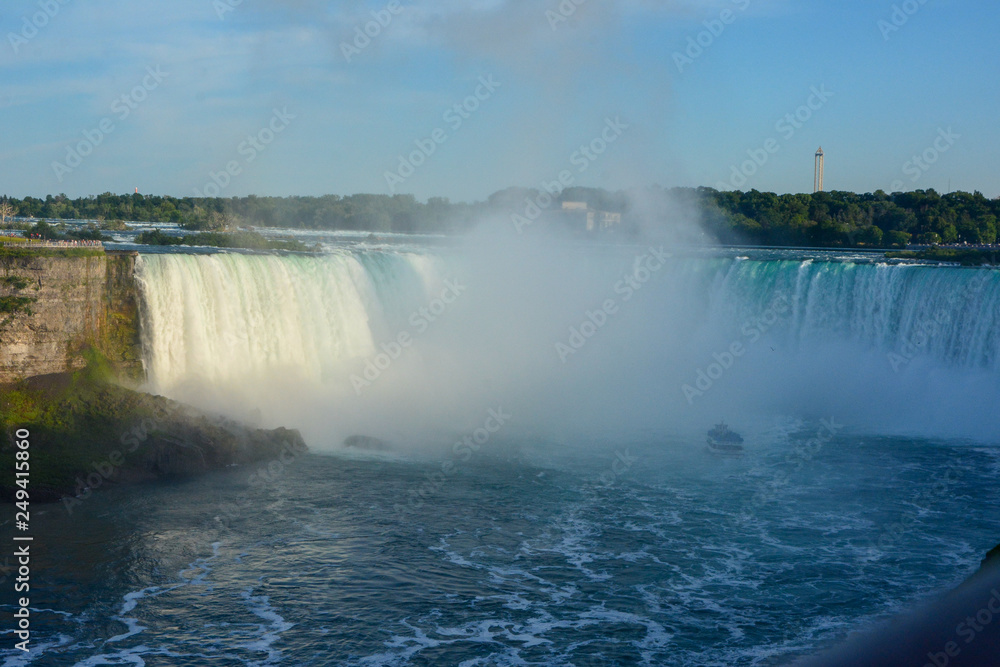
[136, 208, 1000, 454]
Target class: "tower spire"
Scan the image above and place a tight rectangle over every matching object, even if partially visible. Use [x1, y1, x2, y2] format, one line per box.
[814, 147, 825, 193]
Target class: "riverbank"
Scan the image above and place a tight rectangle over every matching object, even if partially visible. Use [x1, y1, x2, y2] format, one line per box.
[0, 361, 306, 504]
[885, 247, 1000, 266]
[135, 229, 320, 252]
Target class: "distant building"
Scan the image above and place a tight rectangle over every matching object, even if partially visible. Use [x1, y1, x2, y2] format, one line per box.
[814, 147, 825, 193]
[561, 201, 622, 232]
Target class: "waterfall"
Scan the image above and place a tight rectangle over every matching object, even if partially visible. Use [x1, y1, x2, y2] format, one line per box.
[136, 251, 446, 394]
[133, 249, 1000, 444]
[708, 259, 1000, 372]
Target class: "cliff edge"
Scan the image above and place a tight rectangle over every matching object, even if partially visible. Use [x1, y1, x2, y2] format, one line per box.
[0, 247, 142, 383]
[1, 247, 308, 503]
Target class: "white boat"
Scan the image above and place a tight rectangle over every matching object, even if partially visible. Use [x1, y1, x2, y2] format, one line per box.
[707, 422, 744, 455]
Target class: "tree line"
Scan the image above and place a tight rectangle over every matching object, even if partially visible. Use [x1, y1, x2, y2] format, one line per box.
[1, 187, 998, 247]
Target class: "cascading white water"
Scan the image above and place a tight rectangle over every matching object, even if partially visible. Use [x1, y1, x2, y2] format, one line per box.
[707, 259, 1000, 372]
[134, 248, 1000, 445]
[136, 251, 447, 393]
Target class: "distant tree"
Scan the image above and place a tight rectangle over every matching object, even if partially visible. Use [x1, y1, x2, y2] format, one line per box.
[26, 220, 61, 240]
[854, 226, 884, 247]
[0, 187, 995, 248]
[0, 201, 15, 227]
[886, 230, 912, 248]
[940, 224, 959, 244]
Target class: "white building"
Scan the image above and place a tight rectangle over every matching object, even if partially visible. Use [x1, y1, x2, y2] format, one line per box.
[561, 202, 621, 231]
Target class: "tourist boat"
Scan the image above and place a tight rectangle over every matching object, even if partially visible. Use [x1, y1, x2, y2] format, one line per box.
[707, 421, 744, 455]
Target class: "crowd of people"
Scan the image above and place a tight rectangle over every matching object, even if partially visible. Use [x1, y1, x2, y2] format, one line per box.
[0, 234, 103, 247]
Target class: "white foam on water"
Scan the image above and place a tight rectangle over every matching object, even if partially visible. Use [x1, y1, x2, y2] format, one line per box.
[363, 606, 676, 666]
[107, 587, 174, 644]
[106, 541, 223, 646]
[239, 588, 294, 666]
[0, 634, 74, 666]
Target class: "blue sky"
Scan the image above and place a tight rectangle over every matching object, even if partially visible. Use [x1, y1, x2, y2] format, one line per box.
[1, 0, 997, 201]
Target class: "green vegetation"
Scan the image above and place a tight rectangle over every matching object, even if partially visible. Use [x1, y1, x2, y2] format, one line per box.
[98, 254, 144, 382]
[135, 228, 316, 252]
[0, 350, 306, 503]
[21, 219, 111, 243]
[696, 189, 999, 247]
[0, 245, 33, 266]
[1, 276, 31, 290]
[57, 247, 105, 257]
[886, 247, 1000, 266]
[2, 187, 998, 247]
[132, 229, 182, 245]
[2, 246, 104, 258]
[0, 248, 37, 326]
[0, 296, 35, 316]
[0, 354, 155, 500]
[2, 222, 108, 257]
[99, 218, 129, 231]
[0, 248, 138, 375]
[2, 241, 105, 262]
[0, 192, 456, 232]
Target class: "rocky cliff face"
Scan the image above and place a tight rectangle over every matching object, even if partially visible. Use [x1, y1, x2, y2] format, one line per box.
[0, 250, 141, 383]
[0, 249, 311, 504]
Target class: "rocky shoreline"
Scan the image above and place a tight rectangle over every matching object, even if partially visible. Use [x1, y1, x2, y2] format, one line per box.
[0, 368, 306, 504]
